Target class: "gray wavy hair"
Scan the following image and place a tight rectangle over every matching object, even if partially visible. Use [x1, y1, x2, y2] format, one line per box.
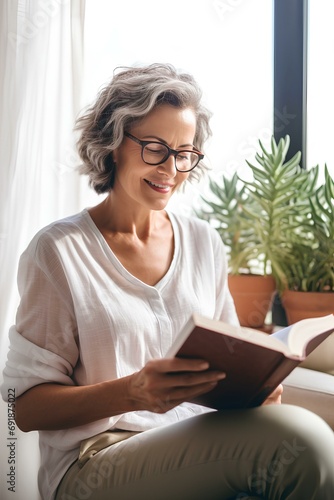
[75, 63, 212, 193]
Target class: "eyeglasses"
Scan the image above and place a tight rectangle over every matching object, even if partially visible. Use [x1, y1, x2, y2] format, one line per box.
[124, 132, 204, 172]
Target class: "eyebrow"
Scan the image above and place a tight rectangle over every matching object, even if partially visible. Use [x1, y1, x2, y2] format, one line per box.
[142, 135, 195, 149]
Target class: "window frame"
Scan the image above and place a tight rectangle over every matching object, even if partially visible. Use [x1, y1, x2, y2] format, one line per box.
[273, 0, 308, 168]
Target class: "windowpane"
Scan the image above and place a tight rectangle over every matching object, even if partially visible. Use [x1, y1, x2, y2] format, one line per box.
[83, 0, 273, 181]
[307, 0, 334, 177]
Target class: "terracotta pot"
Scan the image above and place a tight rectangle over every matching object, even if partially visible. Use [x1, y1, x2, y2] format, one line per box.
[228, 274, 276, 328]
[281, 290, 334, 324]
[281, 290, 334, 374]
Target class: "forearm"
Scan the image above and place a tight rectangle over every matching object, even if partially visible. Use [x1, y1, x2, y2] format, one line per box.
[15, 376, 135, 432]
[15, 358, 225, 432]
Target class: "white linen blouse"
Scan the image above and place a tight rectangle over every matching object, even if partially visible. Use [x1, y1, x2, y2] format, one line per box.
[1, 209, 238, 499]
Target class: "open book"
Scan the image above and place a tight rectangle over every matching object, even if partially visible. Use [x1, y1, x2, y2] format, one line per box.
[165, 313, 334, 410]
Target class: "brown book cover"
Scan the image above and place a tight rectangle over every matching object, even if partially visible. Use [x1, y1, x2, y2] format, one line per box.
[165, 313, 334, 410]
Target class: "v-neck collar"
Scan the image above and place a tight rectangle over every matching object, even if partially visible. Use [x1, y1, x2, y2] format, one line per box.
[83, 208, 180, 291]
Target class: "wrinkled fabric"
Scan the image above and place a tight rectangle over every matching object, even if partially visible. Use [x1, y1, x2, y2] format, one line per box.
[2, 209, 238, 499]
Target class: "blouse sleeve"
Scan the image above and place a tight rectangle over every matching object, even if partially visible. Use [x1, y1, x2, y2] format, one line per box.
[210, 226, 240, 326]
[1, 234, 79, 401]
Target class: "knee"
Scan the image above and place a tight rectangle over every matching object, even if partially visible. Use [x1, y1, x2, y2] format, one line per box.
[269, 405, 334, 496]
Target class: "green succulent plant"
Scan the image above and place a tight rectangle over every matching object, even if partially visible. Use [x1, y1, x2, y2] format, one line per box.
[284, 165, 334, 292]
[195, 172, 260, 274]
[196, 135, 334, 293]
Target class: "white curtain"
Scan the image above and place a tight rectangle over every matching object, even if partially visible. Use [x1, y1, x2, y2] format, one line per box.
[0, 1, 85, 498]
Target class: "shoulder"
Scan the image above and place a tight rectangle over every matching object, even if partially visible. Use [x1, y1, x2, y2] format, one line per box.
[30, 210, 88, 245]
[168, 211, 223, 246]
[22, 210, 91, 265]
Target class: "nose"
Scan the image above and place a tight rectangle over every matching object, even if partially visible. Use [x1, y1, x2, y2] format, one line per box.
[157, 154, 177, 177]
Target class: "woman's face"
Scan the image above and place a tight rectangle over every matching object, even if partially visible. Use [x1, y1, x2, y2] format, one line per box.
[112, 104, 197, 211]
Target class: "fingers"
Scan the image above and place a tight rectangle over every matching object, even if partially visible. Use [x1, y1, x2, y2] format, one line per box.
[129, 358, 226, 414]
[166, 367, 226, 388]
[151, 380, 219, 414]
[149, 357, 210, 374]
[145, 358, 226, 389]
[262, 384, 283, 406]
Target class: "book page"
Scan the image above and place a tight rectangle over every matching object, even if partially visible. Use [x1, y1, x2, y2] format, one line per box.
[271, 325, 293, 347]
[273, 315, 334, 356]
[166, 313, 334, 362]
[286, 314, 334, 356]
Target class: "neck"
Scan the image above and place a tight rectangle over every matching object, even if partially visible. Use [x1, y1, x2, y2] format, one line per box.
[89, 193, 167, 240]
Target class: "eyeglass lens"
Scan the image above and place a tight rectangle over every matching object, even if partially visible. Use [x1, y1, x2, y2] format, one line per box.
[143, 143, 200, 171]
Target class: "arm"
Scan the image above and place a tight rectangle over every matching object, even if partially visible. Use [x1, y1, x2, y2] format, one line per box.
[16, 357, 226, 432]
[11, 233, 223, 432]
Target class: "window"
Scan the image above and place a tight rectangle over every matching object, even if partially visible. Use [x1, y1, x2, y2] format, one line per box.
[307, 0, 334, 176]
[82, 0, 273, 184]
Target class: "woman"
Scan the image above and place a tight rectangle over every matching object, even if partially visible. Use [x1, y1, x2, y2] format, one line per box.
[2, 63, 334, 500]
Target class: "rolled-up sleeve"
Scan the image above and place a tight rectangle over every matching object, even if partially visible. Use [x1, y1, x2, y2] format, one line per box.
[1, 232, 79, 400]
[1, 326, 75, 400]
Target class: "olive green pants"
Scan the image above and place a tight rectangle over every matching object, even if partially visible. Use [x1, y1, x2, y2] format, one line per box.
[56, 405, 334, 500]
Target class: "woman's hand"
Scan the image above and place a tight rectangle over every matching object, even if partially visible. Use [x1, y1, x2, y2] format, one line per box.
[262, 384, 283, 406]
[127, 358, 226, 413]
[127, 359, 283, 413]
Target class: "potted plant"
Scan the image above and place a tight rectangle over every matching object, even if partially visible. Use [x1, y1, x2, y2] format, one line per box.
[195, 171, 274, 328]
[196, 133, 334, 338]
[280, 164, 334, 319]
[196, 135, 304, 328]
[197, 136, 316, 328]
[279, 165, 334, 373]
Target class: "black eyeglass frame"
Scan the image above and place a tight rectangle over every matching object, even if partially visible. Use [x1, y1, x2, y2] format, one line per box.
[124, 132, 204, 172]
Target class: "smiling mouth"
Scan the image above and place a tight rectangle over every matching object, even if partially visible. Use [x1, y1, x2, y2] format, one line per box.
[144, 180, 173, 190]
